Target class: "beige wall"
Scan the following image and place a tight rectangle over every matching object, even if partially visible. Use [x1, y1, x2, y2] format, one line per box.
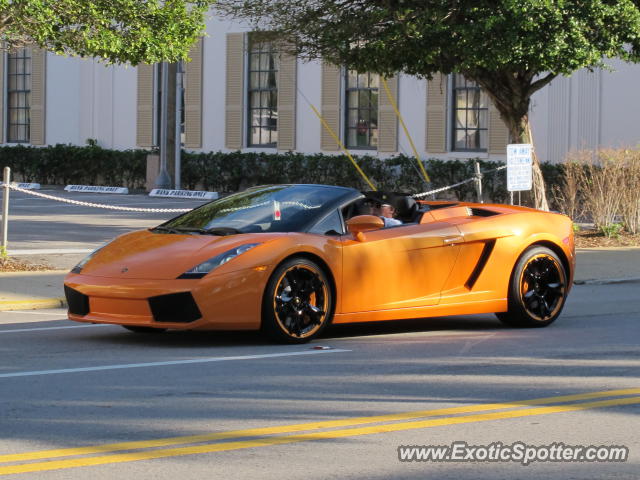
[5, 18, 640, 166]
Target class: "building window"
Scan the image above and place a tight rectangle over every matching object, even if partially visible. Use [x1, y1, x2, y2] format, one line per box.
[247, 37, 278, 147]
[345, 71, 378, 149]
[451, 74, 488, 151]
[7, 47, 31, 143]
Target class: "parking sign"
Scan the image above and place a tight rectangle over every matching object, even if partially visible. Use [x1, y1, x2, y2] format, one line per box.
[507, 144, 533, 192]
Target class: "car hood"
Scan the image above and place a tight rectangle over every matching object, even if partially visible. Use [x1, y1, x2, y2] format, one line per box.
[79, 230, 276, 280]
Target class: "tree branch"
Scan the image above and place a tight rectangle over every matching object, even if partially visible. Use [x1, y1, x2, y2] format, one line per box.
[529, 72, 558, 95]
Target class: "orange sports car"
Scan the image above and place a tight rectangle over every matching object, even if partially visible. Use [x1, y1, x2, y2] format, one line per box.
[64, 184, 575, 343]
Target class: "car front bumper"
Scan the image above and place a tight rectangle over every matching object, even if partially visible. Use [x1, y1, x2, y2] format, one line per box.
[64, 267, 270, 331]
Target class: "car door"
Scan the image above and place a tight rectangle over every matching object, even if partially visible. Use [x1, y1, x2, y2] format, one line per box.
[339, 221, 463, 314]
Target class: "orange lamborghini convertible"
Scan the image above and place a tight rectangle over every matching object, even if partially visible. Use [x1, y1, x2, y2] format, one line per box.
[65, 184, 575, 343]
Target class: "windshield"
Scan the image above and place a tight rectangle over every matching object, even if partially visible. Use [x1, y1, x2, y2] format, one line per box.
[157, 185, 352, 234]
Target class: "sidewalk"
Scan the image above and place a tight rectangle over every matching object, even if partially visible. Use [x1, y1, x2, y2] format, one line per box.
[0, 248, 638, 312]
[0, 270, 67, 311]
[573, 247, 640, 284]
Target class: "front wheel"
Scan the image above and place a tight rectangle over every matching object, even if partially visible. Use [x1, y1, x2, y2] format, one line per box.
[496, 246, 568, 328]
[262, 257, 334, 344]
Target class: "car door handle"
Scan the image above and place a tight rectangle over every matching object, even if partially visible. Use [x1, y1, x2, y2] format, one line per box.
[443, 235, 464, 244]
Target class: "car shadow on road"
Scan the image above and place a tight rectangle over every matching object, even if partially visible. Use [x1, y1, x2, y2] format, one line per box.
[78, 314, 505, 349]
[82, 327, 269, 348]
[322, 314, 504, 340]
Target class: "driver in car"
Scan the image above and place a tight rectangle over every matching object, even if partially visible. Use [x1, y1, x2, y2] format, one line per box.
[371, 201, 402, 227]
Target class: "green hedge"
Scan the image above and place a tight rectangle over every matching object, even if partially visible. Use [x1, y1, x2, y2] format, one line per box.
[0, 144, 564, 203]
[181, 151, 522, 202]
[0, 144, 148, 189]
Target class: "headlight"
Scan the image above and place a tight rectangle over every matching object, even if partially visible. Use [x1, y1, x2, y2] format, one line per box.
[178, 243, 261, 279]
[70, 244, 106, 274]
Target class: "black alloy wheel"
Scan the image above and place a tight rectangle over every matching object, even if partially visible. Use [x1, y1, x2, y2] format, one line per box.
[496, 246, 568, 328]
[262, 257, 333, 343]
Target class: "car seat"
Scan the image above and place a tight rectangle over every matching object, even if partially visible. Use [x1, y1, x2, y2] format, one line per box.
[392, 195, 420, 223]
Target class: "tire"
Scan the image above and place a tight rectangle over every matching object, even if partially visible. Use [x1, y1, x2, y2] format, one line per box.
[123, 326, 167, 334]
[262, 257, 334, 344]
[496, 246, 568, 328]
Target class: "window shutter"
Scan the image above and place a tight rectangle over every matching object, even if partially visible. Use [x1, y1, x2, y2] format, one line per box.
[426, 74, 447, 154]
[488, 102, 509, 154]
[136, 63, 154, 148]
[30, 48, 46, 145]
[277, 51, 297, 151]
[378, 75, 398, 153]
[0, 53, 4, 144]
[225, 33, 244, 150]
[184, 38, 203, 149]
[320, 62, 341, 151]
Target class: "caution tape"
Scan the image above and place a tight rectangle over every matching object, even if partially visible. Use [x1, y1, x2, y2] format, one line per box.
[4, 184, 191, 213]
[412, 165, 507, 199]
[483, 165, 508, 174]
[5, 163, 509, 209]
[381, 77, 430, 184]
[412, 177, 476, 198]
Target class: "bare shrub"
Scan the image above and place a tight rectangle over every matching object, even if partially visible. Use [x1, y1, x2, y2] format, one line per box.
[561, 149, 628, 230]
[619, 150, 640, 234]
[553, 154, 584, 221]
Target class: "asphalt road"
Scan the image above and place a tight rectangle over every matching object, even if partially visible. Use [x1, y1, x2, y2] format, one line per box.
[0, 283, 638, 479]
[5, 188, 209, 269]
[5, 188, 208, 251]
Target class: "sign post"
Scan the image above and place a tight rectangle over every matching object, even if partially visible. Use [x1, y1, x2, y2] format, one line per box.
[2, 167, 10, 255]
[507, 144, 533, 205]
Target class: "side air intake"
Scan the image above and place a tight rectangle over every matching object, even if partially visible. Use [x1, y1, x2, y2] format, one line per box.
[465, 240, 496, 289]
[64, 285, 90, 316]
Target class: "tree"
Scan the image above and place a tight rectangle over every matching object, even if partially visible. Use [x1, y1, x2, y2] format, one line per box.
[0, 0, 211, 64]
[216, 0, 640, 209]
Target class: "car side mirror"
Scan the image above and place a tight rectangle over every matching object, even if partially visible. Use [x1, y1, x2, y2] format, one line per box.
[346, 215, 384, 241]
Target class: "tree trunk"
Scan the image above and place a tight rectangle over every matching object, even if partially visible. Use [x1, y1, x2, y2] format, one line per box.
[503, 114, 549, 211]
[525, 122, 549, 211]
[473, 73, 551, 211]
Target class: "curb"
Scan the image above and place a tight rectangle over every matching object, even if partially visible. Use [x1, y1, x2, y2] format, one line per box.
[0, 298, 67, 312]
[574, 277, 640, 286]
[0, 270, 70, 276]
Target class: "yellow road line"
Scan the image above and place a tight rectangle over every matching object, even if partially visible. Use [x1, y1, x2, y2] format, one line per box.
[1, 388, 639, 465]
[2, 395, 638, 475]
[1, 388, 639, 463]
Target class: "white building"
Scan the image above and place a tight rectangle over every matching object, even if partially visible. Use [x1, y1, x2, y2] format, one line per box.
[1, 17, 639, 164]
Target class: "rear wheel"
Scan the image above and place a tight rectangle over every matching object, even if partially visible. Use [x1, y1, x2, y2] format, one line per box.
[123, 326, 167, 334]
[262, 257, 334, 344]
[497, 246, 568, 328]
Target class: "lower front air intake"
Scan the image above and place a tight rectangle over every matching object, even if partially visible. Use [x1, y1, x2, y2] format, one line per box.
[148, 292, 202, 323]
